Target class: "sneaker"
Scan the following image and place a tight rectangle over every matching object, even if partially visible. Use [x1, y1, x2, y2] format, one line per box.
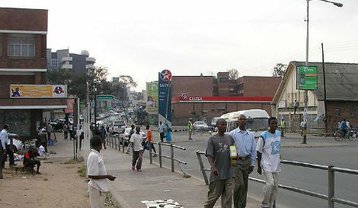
[153, 153, 157, 157]
[131, 166, 135, 171]
[137, 169, 142, 172]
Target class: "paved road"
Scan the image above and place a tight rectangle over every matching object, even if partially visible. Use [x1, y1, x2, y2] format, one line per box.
[144, 130, 358, 208]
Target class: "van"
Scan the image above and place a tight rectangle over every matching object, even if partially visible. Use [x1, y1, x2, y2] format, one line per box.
[220, 109, 270, 138]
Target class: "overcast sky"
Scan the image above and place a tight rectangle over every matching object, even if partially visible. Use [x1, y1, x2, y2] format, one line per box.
[2, 0, 358, 91]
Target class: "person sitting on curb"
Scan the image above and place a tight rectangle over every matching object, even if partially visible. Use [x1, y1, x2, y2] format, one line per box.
[23, 147, 41, 174]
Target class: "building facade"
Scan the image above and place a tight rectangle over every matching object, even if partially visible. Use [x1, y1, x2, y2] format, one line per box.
[47, 49, 96, 74]
[170, 73, 280, 125]
[0, 7, 67, 137]
[272, 61, 358, 133]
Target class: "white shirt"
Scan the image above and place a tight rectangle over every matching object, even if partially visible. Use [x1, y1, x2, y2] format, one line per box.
[129, 133, 143, 151]
[0, 129, 9, 150]
[256, 130, 281, 173]
[38, 145, 46, 156]
[87, 149, 109, 192]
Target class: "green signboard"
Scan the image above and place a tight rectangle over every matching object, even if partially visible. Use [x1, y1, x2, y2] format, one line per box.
[297, 66, 318, 90]
[97, 95, 114, 101]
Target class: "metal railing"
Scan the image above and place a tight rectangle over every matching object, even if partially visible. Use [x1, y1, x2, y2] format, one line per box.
[156, 142, 187, 173]
[107, 135, 188, 174]
[196, 151, 358, 208]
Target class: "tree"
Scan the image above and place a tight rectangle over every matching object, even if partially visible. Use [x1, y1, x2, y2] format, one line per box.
[272, 63, 287, 78]
[227, 68, 239, 80]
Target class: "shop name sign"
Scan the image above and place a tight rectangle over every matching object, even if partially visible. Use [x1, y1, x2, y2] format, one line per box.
[180, 93, 203, 101]
[297, 66, 318, 90]
[9, 84, 67, 98]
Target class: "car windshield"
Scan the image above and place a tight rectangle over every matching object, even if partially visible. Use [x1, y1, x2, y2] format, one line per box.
[114, 121, 125, 126]
[246, 118, 268, 131]
[196, 121, 206, 125]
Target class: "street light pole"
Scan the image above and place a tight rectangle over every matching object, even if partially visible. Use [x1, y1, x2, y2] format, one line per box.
[302, 0, 342, 144]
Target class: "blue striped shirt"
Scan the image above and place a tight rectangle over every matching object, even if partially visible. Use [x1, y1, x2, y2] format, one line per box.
[229, 129, 257, 166]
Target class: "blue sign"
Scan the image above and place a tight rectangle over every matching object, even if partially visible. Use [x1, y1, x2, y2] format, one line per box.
[158, 69, 172, 124]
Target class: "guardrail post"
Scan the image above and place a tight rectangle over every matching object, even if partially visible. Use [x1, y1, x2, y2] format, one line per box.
[149, 143, 153, 164]
[171, 144, 174, 172]
[115, 135, 118, 149]
[159, 142, 162, 168]
[328, 165, 335, 208]
[121, 137, 125, 152]
[196, 151, 209, 185]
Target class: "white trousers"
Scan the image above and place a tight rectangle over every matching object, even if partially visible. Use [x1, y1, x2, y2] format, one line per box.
[261, 172, 279, 208]
[88, 185, 106, 208]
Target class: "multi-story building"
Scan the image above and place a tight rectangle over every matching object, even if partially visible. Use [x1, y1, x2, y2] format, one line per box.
[0, 7, 67, 137]
[47, 49, 96, 74]
[170, 72, 281, 125]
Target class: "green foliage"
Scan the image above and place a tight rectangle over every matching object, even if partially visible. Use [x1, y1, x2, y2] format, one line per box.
[47, 66, 137, 102]
[272, 63, 287, 78]
[227, 68, 239, 80]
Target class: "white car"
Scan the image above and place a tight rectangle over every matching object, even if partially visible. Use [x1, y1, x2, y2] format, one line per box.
[120, 127, 146, 146]
[193, 121, 209, 131]
[8, 133, 24, 152]
[111, 120, 127, 134]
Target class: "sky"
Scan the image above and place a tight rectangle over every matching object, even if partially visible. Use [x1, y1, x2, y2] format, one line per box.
[2, 0, 358, 91]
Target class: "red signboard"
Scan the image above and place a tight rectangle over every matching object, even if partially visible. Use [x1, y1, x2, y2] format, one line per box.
[172, 96, 272, 103]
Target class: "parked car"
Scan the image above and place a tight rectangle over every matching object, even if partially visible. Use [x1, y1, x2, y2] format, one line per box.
[193, 121, 210, 131]
[7, 133, 24, 152]
[210, 117, 221, 131]
[120, 127, 146, 146]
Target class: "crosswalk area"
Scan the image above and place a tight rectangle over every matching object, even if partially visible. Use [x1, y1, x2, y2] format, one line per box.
[141, 199, 184, 208]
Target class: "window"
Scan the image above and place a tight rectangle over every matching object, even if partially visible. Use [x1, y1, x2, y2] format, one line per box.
[8, 35, 35, 57]
[0, 35, 2, 56]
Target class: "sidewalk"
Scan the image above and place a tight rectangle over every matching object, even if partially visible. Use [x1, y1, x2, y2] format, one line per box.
[48, 130, 352, 208]
[100, 146, 262, 208]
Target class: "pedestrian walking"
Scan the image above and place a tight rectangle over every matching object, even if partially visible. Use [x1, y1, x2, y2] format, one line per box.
[100, 126, 107, 149]
[78, 125, 84, 150]
[257, 117, 282, 208]
[188, 118, 194, 140]
[47, 123, 54, 146]
[125, 124, 135, 154]
[87, 135, 116, 208]
[38, 127, 48, 153]
[165, 123, 172, 143]
[204, 118, 235, 208]
[229, 114, 257, 208]
[279, 118, 285, 137]
[158, 121, 165, 142]
[130, 126, 144, 172]
[146, 125, 157, 156]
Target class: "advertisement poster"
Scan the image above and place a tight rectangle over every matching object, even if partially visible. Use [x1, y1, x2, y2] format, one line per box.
[146, 81, 158, 114]
[10, 84, 67, 98]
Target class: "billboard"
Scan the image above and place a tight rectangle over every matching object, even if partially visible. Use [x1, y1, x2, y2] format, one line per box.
[146, 81, 158, 114]
[10, 84, 67, 98]
[297, 66, 318, 90]
[158, 69, 172, 125]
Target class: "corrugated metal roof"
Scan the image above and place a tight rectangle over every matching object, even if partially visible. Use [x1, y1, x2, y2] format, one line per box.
[291, 61, 358, 101]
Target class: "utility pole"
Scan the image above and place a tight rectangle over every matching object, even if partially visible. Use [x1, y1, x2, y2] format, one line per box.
[321, 43, 328, 134]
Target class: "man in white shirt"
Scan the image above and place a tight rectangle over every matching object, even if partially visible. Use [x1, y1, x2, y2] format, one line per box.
[257, 117, 281, 208]
[87, 135, 116, 208]
[130, 126, 144, 172]
[1, 124, 15, 168]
